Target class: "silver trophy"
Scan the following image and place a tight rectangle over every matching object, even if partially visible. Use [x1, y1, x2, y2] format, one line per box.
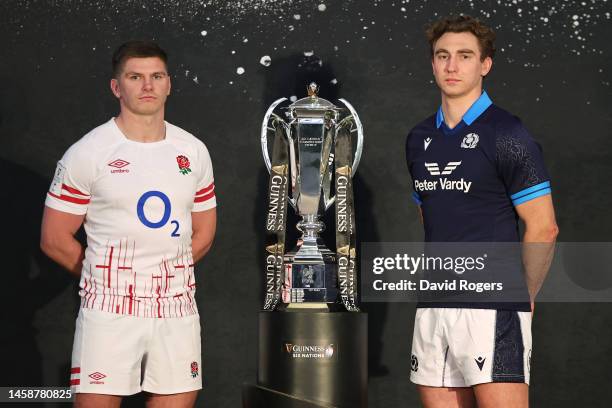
[261, 83, 364, 311]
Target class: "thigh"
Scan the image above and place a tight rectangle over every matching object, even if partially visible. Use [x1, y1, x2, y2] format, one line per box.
[71, 309, 147, 396]
[473, 382, 528, 408]
[142, 314, 202, 394]
[145, 390, 199, 408]
[74, 393, 122, 408]
[417, 385, 476, 408]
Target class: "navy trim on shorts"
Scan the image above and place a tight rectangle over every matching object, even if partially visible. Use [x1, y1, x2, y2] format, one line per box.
[492, 311, 525, 383]
[442, 345, 449, 387]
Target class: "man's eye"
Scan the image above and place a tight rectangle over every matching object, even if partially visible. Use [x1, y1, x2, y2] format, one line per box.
[130, 75, 140, 80]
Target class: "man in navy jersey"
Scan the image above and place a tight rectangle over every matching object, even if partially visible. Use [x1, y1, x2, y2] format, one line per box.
[406, 16, 559, 407]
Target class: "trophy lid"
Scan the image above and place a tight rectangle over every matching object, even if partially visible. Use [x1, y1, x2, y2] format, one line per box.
[289, 82, 339, 118]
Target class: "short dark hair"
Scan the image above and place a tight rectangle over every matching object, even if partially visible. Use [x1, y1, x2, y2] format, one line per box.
[426, 15, 496, 61]
[111, 40, 168, 78]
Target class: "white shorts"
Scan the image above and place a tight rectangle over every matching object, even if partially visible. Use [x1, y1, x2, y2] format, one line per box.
[70, 308, 202, 395]
[410, 308, 532, 388]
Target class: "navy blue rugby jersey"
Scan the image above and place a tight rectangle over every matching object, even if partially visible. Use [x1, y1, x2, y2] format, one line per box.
[405, 91, 552, 311]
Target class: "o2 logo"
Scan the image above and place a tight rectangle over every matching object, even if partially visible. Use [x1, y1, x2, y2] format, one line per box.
[137, 191, 180, 237]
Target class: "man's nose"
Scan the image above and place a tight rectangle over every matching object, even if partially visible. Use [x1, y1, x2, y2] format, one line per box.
[142, 77, 154, 90]
[445, 56, 458, 73]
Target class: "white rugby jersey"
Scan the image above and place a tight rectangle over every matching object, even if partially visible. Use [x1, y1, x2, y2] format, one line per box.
[45, 118, 216, 318]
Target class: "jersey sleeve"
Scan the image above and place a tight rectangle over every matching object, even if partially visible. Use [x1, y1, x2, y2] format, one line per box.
[192, 142, 217, 212]
[496, 120, 551, 206]
[45, 143, 93, 215]
[405, 131, 422, 206]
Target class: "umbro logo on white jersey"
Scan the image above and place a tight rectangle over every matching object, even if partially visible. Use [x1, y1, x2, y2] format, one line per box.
[108, 159, 129, 168]
[424, 137, 433, 151]
[108, 159, 130, 174]
[424, 161, 462, 176]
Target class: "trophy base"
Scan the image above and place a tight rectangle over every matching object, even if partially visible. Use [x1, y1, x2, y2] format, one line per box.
[283, 247, 338, 304]
[242, 311, 368, 408]
[286, 302, 329, 311]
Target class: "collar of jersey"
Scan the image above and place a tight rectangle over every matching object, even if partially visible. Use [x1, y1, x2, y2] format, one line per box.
[110, 117, 171, 146]
[435, 91, 492, 131]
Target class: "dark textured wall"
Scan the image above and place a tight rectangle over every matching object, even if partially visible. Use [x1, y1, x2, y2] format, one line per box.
[1, 1, 611, 407]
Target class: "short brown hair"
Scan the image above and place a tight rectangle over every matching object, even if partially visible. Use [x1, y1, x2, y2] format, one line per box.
[426, 15, 496, 61]
[111, 40, 168, 78]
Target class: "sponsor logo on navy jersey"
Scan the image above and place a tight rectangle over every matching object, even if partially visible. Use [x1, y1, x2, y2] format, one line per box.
[415, 161, 472, 193]
[425, 161, 461, 176]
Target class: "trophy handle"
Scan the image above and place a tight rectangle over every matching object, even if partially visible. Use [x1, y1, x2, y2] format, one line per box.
[337, 98, 364, 177]
[261, 97, 297, 211]
[261, 97, 288, 174]
[324, 99, 364, 211]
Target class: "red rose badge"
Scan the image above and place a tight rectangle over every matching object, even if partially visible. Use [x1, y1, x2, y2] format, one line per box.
[176, 155, 192, 175]
[190, 361, 199, 378]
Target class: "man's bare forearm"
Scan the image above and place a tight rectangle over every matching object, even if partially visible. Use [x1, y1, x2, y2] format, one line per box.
[41, 236, 85, 277]
[191, 233, 214, 264]
[190, 208, 216, 264]
[522, 227, 558, 302]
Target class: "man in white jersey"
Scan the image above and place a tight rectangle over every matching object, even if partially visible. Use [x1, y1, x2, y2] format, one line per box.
[40, 41, 216, 407]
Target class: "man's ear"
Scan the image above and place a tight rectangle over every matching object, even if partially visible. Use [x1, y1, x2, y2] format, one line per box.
[481, 56, 493, 77]
[110, 78, 120, 98]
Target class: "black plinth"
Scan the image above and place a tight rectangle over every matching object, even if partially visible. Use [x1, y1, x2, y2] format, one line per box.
[243, 311, 367, 408]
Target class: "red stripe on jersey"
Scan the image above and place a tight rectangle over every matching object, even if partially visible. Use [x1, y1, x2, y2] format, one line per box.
[108, 246, 114, 288]
[62, 184, 90, 196]
[70, 367, 80, 374]
[194, 191, 215, 203]
[70, 379, 80, 385]
[195, 183, 214, 196]
[48, 191, 90, 205]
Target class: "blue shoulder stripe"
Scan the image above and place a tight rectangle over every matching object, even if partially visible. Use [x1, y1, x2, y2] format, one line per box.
[510, 181, 551, 200]
[512, 187, 552, 206]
